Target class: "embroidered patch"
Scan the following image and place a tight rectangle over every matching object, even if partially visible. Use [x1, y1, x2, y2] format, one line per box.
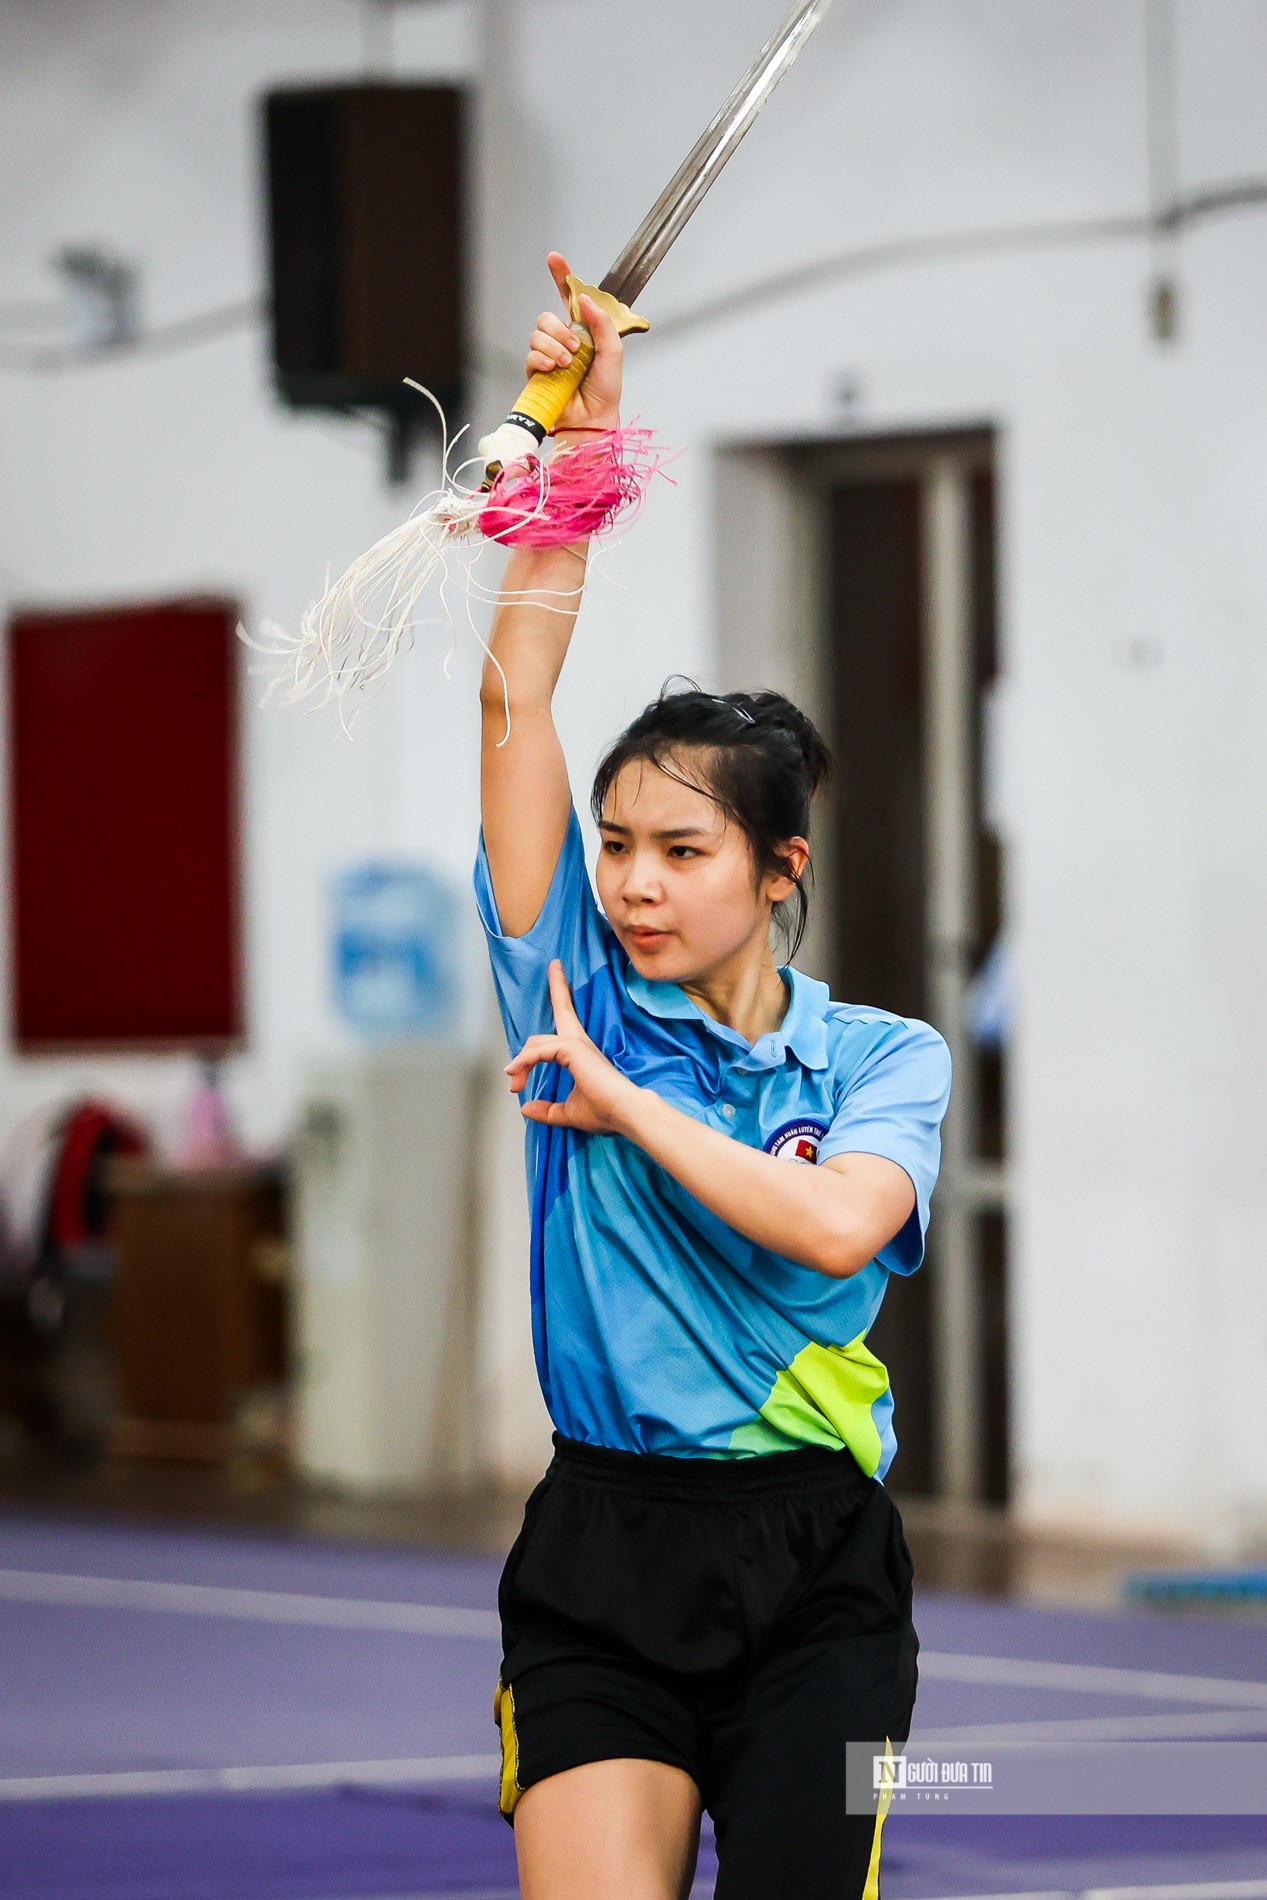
[763, 1117, 829, 1164]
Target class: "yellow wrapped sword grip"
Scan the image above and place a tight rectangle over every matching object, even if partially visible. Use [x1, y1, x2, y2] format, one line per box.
[509, 329, 597, 435]
[478, 277, 649, 477]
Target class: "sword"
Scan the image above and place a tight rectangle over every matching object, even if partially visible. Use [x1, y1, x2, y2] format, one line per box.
[477, 0, 835, 478]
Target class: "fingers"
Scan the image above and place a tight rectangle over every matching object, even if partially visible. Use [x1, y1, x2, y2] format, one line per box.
[521, 1100, 572, 1126]
[525, 310, 580, 379]
[547, 960, 583, 1032]
[505, 1033, 561, 1090]
[504, 966, 582, 1096]
[578, 292, 622, 362]
[546, 251, 572, 306]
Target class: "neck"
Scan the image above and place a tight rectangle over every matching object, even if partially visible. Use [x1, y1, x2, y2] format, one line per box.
[679, 939, 790, 1046]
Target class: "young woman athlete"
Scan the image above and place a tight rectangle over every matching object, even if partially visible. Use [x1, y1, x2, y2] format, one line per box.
[477, 253, 953, 1900]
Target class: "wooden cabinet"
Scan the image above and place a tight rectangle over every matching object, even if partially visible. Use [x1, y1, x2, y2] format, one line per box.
[107, 1162, 288, 1462]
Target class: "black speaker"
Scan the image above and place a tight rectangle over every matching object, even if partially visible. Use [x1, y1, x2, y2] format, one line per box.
[263, 84, 466, 463]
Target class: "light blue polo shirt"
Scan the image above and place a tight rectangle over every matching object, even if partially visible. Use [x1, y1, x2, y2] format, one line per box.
[475, 810, 951, 1480]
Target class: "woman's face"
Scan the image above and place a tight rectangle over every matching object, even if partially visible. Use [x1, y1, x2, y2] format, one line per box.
[595, 753, 804, 986]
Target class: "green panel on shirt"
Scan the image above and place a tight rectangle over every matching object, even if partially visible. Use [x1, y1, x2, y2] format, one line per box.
[729, 1334, 889, 1477]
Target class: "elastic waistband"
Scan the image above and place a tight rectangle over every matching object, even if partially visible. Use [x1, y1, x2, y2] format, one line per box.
[548, 1432, 873, 1502]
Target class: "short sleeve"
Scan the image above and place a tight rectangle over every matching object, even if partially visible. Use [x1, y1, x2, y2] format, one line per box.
[817, 1018, 953, 1275]
[474, 808, 610, 1055]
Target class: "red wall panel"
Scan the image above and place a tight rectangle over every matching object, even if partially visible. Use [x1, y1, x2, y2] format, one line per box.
[6, 598, 242, 1049]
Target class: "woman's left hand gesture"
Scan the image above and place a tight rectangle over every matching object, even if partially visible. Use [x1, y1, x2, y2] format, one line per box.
[507, 961, 643, 1135]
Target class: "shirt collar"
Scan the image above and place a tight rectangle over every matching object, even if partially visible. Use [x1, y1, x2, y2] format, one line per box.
[625, 965, 831, 1072]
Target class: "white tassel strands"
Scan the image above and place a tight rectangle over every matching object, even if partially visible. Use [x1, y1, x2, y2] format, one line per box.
[240, 387, 666, 737]
[241, 490, 484, 729]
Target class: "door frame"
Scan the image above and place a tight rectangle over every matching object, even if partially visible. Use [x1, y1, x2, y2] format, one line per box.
[711, 426, 1008, 1505]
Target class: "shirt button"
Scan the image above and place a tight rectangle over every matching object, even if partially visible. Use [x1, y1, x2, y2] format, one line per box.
[720, 1103, 737, 1120]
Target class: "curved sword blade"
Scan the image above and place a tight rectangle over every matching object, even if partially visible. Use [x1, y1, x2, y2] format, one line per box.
[600, 0, 835, 309]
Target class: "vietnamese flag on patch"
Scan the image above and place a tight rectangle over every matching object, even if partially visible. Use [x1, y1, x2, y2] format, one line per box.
[796, 1138, 818, 1162]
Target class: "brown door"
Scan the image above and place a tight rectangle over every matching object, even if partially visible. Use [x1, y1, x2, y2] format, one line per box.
[825, 439, 1008, 1503]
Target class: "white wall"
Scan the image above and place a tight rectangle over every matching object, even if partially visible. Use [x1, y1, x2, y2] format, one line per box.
[4, 0, 1266, 1546]
[0, 0, 552, 1484]
[0, 0, 487, 1149]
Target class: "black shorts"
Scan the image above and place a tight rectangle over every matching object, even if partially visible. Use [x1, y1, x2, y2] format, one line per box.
[494, 1432, 919, 1900]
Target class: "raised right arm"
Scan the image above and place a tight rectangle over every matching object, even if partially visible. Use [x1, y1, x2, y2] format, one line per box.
[479, 540, 587, 936]
[479, 253, 623, 938]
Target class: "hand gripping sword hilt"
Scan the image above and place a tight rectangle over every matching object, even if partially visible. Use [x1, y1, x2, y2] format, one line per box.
[477, 275, 650, 482]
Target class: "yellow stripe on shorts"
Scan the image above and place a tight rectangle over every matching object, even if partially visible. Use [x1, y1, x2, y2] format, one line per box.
[492, 1675, 521, 1817]
[862, 1735, 896, 1900]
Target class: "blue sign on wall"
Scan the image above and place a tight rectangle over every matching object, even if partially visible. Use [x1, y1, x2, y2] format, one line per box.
[333, 863, 460, 1039]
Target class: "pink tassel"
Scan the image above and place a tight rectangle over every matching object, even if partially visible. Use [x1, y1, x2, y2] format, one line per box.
[479, 425, 673, 548]
[244, 409, 676, 731]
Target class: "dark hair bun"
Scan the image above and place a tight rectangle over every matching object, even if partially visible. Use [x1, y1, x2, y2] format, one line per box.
[728, 691, 833, 796]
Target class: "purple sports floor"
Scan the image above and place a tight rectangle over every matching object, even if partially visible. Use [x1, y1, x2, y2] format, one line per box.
[2, 1512, 1266, 1899]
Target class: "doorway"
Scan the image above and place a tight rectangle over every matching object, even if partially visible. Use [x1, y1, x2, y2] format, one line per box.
[713, 430, 1009, 1504]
